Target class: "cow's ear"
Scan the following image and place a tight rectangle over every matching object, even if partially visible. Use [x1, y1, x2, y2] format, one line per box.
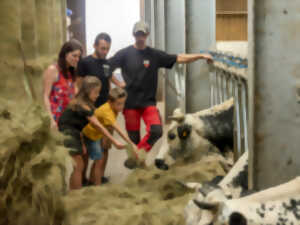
[193, 200, 219, 211]
[229, 212, 247, 225]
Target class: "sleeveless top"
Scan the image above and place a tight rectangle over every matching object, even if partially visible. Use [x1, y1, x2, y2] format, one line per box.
[49, 66, 75, 123]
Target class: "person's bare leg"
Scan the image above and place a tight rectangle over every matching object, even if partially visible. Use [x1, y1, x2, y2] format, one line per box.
[102, 148, 109, 174]
[100, 128, 113, 178]
[97, 149, 107, 183]
[90, 160, 102, 185]
[82, 153, 89, 184]
[70, 155, 84, 190]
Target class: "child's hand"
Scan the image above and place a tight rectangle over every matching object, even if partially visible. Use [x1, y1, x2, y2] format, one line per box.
[132, 144, 139, 154]
[115, 141, 126, 150]
[51, 119, 58, 129]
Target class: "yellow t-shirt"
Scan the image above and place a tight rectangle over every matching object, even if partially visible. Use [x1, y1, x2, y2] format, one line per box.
[83, 102, 117, 141]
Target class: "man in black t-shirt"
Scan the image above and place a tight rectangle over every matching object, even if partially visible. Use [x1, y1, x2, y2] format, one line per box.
[77, 33, 125, 107]
[109, 21, 213, 167]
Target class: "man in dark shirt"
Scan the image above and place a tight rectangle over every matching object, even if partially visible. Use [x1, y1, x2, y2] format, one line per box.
[109, 21, 213, 168]
[77, 33, 124, 107]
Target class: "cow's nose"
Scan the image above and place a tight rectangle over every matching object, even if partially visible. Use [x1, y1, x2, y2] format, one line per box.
[177, 124, 191, 140]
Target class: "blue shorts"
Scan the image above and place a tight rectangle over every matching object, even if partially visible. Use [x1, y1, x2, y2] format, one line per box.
[84, 136, 103, 160]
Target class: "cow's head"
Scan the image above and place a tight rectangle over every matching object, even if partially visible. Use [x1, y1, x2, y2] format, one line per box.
[185, 185, 230, 225]
[167, 108, 208, 160]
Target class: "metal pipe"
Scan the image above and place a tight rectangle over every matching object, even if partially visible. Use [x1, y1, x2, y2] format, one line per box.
[232, 76, 237, 160]
[216, 70, 221, 104]
[224, 71, 229, 100]
[218, 71, 223, 103]
[209, 70, 215, 107]
[220, 71, 224, 103]
[174, 66, 181, 103]
[234, 78, 242, 157]
[242, 80, 249, 152]
[214, 70, 219, 105]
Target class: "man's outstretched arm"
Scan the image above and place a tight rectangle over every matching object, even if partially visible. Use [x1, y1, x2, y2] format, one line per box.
[177, 53, 213, 64]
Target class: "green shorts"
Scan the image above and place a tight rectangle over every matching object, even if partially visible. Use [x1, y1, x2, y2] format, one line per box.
[62, 129, 83, 155]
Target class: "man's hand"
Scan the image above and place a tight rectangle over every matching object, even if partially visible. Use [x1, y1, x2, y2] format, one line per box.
[119, 81, 126, 89]
[111, 75, 126, 89]
[202, 54, 213, 64]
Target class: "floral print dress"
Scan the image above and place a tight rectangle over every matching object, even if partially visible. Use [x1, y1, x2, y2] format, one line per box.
[49, 69, 75, 123]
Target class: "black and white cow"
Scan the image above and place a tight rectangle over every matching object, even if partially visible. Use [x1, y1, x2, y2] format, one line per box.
[194, 177, 300, 225]
[184, 152, 249, 225]
[155, 98, 234, 170]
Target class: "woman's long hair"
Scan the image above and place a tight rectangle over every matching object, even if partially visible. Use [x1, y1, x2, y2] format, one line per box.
[69, 76, 102, 111]
[57, 39, 83, 80]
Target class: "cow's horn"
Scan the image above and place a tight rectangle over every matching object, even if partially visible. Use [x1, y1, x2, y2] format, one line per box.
[193, 200, 219, 211]
[169, 108, 185, 122]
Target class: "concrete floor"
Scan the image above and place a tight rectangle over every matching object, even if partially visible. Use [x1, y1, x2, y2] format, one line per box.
[105, 102, 167, 184]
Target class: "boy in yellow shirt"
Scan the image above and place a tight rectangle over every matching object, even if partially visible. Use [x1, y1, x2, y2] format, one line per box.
[83, 87, 137, 185]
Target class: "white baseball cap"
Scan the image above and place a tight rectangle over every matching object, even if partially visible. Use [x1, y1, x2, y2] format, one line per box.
[133, 21, 150, 35]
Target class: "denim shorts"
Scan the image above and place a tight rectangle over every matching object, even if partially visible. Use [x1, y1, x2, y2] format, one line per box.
[84, 136, 103, 160]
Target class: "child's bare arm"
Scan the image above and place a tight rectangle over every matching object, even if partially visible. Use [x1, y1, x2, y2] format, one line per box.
[88, 115, 125, 149]
[112, 122, 135, 145]
[101, 126, 113, 150]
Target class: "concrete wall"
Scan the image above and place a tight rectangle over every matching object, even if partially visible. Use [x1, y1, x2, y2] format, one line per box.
[248, 0, 300, 190]
[216, 41, 248, 58]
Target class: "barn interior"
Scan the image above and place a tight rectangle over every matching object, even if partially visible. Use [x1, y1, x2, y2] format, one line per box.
[0, 0, 299, 225]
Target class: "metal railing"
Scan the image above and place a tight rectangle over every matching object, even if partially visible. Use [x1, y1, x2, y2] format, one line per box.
[206, 51, 249, 160]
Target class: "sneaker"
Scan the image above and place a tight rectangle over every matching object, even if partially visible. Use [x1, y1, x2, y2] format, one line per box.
[101, 176, 109, 184]
[82, 177, 89, 187]
[82, 179, 94, 187]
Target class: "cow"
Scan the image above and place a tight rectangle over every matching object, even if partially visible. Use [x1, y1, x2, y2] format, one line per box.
[184, 151, 249, 225]
[155, 98, 234, 171]
[193, 177, 300, 225]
